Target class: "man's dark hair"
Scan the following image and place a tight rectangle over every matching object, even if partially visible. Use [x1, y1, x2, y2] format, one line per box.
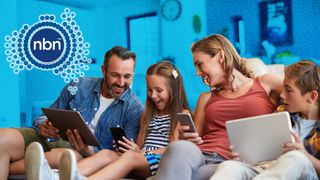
[103, 46, 136, 69]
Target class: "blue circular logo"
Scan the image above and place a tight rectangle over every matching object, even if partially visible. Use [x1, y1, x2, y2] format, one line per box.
[5, 9, 91, 95]
[30, 28, 64, 63]
[24, 22, 70, 69]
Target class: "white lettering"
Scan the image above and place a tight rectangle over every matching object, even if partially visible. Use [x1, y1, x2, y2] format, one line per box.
[43, 38, 52, 50]
[52, 41, 61, 50]
[33, 40, 42, 50]
[33, 38, 62, 51]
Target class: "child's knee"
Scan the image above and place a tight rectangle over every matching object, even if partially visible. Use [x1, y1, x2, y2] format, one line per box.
[123, 151, 140, 159]
[216, 160, 245, 172]
[213, 161, 257, 180]
[96, 149, 119, 160]
[281, 150, 310, 165]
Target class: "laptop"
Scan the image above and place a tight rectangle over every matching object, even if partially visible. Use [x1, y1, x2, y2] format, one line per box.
[41, 108, 100, 146]
[226, 112, 294, 165]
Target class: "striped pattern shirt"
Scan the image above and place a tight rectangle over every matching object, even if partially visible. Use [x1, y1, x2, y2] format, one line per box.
[143, 114, 170, 151]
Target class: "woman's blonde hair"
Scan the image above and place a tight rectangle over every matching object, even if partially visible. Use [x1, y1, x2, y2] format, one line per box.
[142, 61, 190, 139]
[191, 34, 253, 90]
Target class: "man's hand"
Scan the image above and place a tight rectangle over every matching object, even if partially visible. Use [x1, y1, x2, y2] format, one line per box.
[283, 131, 308, 155]
[117, 137, 141, 153]
[66, 129, 94, 157]
[37, 119, 60, 138]
[178, 125, 203, 145]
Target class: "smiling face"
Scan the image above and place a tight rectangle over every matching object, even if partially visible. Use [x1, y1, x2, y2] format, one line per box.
[101, 54, 134, 99]
[192, 51, 226, 89]
[280, 76, 309, 114]
[146, 74, 171, 115]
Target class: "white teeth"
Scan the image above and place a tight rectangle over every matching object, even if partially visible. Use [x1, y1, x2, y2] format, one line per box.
[203, 76, 210, 86]
[113, 87, 123, 91]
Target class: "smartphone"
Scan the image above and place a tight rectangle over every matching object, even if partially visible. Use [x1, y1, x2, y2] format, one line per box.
[176, 113, 197, 133]
[110, 127, 127, 149]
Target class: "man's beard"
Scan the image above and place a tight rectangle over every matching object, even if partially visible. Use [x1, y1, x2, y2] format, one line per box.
[106, 82, 128, 99]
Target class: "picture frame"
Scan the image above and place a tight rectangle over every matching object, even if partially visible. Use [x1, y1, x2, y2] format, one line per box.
[259, 0, 293, 46]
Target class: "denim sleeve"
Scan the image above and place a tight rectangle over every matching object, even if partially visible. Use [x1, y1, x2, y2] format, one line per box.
[32, 82, 74, 127]
[123, 103, 144, 142]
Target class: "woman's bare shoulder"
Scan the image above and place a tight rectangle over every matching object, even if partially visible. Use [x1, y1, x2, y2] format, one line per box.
[197, 92, 212, 106]
[258, 73, 283, 99]
[199, 92, 211, 100]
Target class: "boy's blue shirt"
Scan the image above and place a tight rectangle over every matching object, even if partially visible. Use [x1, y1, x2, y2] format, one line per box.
[33, 77, 144, 151]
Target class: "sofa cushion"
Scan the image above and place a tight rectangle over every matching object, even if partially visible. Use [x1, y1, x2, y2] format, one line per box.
[245, 58, 284, 78]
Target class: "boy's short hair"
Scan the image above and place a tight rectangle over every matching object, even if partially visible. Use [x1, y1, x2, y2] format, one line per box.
[285, 60, 320, 95]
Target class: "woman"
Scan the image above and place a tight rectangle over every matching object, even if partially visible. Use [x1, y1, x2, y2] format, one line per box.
[152, 34, 283, 180]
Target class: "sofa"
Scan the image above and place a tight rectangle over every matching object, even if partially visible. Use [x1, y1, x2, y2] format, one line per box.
[8, 58, 285, 180]
[245, 58, 285, 78]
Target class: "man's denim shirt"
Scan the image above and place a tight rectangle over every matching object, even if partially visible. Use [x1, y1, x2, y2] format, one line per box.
[33, 77, 144, 152]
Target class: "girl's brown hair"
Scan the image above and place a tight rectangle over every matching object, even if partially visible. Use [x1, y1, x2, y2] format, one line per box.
[191, 34, 253, 90]
[142, 61, 190, 139]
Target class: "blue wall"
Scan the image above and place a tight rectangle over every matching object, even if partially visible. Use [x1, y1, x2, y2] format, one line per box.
[0, 0, 20, 127]
[1, 0, 160, 127]
[20, 0, 160, 126]
[161, 0, 209, 110]
[206, 0, 320, 62]
[1, 0, 319, 127]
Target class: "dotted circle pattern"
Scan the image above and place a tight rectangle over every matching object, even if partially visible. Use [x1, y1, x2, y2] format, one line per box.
[4, 8, 91, 95]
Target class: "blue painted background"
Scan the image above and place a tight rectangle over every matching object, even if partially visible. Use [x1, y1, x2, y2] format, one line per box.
[0, 0, 319, 127]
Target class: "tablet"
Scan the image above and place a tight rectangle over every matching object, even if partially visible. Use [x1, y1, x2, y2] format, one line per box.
[41, 108, 100, 146]
[226, 112, 294, 165]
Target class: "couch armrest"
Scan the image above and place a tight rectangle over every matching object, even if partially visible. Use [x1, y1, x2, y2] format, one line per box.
[267, 64, 285, 78]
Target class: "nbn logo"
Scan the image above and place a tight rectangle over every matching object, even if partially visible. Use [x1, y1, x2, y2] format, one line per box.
[29, 27, 66, 63]
[33, 38, 62, 51]
[5, 8, 91, 94]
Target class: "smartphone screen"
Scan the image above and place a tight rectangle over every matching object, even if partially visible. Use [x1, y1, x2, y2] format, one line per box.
[110, 127, 127, 149]
[176, 113, 197, 133]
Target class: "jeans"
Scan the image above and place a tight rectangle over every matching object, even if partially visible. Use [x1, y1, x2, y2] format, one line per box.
[152, 140, 226, 180]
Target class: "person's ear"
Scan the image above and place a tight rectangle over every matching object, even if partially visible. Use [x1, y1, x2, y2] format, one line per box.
[309, 90, 319, 103]
[101, 65, 107, 76]
[218, 50, 225, 64]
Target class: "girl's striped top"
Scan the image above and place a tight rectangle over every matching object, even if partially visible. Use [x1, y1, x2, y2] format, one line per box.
[143, 114, 170, 151]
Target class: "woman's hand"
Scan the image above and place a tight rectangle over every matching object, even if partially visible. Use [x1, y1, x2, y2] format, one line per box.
[283, 131, 308, 155]
[66, 129, 94, 157]
[178, 125, 203, 145]
[117, 136, 141, 153]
